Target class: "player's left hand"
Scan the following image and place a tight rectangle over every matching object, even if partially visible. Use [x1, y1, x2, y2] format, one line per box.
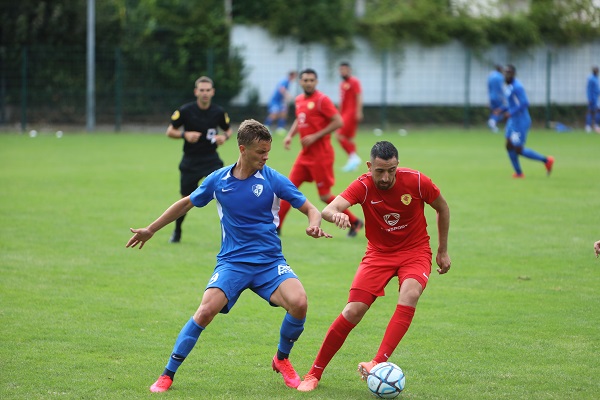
[435, 251, 451, 274]
[300, 133, 319, 148]
[306, 226, 332, 238]
[214, 135, 227, 146]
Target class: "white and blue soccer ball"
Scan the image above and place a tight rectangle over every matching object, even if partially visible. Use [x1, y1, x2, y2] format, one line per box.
[366, 362, 406, 398]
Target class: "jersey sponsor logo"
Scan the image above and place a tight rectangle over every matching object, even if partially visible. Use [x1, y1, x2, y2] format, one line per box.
[171, 110, 180, 121]
[208, 272, 219, 285]
[298, 112, 306, 124]
[252, 184, 263, 197]
[307, 102, 315, 109]
[384, 213, 400, 226]
[401, 194, 412, 205]
[371, 200, 383, 204]
[277, 264, 295, 276]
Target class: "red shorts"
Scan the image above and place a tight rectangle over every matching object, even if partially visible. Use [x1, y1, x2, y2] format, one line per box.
[349, 247, 432, 301]
[288, 157, 335, 196]
[338, 115, 358, 138]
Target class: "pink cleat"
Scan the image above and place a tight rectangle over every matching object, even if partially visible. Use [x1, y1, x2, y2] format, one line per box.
[272, 355, 301, 388]
[150, 375, 173, 393]
[358, 360, 379, 380]
[297, 373, 319, 392]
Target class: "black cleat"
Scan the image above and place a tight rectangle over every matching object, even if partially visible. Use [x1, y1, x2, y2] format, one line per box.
[169, 230, 181, 243]
[347, 219, 364, 237]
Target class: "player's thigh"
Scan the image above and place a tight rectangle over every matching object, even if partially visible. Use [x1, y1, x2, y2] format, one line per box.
[288, 161, 312, 187]
[204, 263, 254, 314]
[310, 160, 335, 196]
[339, 118, 357, 139]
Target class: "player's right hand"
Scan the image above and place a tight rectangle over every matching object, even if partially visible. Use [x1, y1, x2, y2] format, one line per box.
[126, 227, 154, 249]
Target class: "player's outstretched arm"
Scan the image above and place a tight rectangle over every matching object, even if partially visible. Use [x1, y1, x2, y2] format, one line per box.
[594, 240, 600, 258]
[126, 197, 195, 249]
[297, 200, 332, 239]
[322, 195, 352, 230]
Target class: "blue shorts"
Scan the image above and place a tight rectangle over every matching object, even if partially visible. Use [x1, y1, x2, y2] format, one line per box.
[505, 119, 530, 147]
[268, 102, 286, 115]
[206, 259, 298, 314]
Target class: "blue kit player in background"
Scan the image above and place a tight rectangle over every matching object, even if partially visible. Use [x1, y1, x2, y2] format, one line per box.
[500, 64, 554, 178]
[585, 66, 600, 133]
[126, 119, 332, 393]
[487, 64, 505, 133]
[265, 71, 297, 135]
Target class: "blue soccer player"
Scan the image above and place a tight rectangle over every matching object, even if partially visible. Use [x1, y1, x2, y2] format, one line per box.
[585, 66, 600, 133]
[265, 71, 297, 135]
[500, 64, 554, 178]
[487, 64, 506, 133]
[126, 119, 331, 393]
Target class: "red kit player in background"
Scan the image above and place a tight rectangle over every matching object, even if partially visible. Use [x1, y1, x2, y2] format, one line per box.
[279, 68, 363, 237]
[337, 62, 364, 172]
[297, 140, 452, 392]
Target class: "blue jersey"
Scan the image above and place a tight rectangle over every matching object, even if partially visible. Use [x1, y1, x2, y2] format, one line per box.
[587, 74, 599, 104]
[269, 78, 290, 105]
[504, 78, 531, 126]
[488, 70, 505, 104]
[190, 164, 306, 264]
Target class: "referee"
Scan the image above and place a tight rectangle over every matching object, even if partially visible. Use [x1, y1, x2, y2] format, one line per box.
[166, 76, 232, 243]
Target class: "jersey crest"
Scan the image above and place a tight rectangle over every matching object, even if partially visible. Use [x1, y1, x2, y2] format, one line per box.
[384, 213, 400, 226]
[307, 102, 315, 109]
[401, 194, 412, 205]
[252, 184, 263, 197]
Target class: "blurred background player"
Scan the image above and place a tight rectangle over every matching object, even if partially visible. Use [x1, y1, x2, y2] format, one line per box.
[500, 64, 554, 178]
[297, 141, 451, 392]
[127, 119, 332, 393]
[337, 62, 364, 171]
[585, 66, 600, 133]
[594, 240, 600, 258]
[265, 70, 297, 135]
[487, 64, 506, 133]
[166, 76, 232, 243]
[279, 68, 363, 237]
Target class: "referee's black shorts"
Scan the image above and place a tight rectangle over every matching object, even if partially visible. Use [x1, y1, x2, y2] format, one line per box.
[179, 155, 224, 196]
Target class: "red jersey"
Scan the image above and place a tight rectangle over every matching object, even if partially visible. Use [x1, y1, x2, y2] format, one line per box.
[341, 168, 440, 253]
[294, 90, 338, 160]
[339, 76, 361, 118]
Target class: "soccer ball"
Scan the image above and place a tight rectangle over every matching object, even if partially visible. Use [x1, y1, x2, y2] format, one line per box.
[366, 362, 405, 399]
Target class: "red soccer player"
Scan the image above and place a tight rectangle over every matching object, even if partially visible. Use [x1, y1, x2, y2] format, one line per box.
[337, 62, 364, 172]
[297, 140, 452, 392]
[279, 68, 363, 237]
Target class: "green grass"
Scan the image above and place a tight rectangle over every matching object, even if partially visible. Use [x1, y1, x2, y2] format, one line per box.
[1, 128, 599, 399]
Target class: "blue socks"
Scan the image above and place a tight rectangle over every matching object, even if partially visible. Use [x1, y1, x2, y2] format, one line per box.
[278, 313, 305, 356]
[507, 150, 521, 174]
[520, 148, 546, 162]
[165, 317, 205, 373]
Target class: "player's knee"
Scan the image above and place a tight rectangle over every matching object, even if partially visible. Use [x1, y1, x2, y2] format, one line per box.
[342, 302, 369, 324]
[514, 146, 523, 155]
[505, 141, 514, 151]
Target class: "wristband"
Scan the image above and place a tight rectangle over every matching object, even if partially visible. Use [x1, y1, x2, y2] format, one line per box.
[181, 131, 185, 139]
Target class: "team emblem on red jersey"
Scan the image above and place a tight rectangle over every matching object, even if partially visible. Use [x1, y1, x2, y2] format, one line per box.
[384, 213, 400, 226]
[308, 102, 315, 109]
[401, 194, 412, 205]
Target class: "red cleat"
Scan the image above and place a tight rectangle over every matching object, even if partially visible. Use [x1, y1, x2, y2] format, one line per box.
[272, 355, 301, 388]
[297, 373, 319, 392]
[358, 360, 379, 380]
[544, 156, 554, 176]
[150, 375, 173, 393]
[512, 173, 525, 179]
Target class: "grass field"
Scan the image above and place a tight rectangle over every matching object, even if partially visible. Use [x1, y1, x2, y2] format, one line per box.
[1, 127, 599, 399]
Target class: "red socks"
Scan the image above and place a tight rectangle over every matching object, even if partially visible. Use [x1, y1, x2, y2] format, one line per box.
[309, 314, 356, 379]
[374, 305, 415, 363]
